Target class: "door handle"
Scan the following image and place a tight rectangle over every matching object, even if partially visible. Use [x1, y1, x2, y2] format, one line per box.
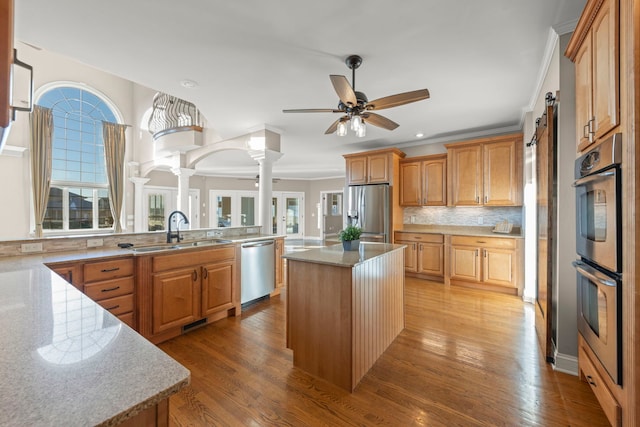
[203, 269, 208, 280]
[192, 270, 198, 281]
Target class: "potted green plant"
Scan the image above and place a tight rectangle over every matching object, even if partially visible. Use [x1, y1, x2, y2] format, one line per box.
[339, 225, 362, 251]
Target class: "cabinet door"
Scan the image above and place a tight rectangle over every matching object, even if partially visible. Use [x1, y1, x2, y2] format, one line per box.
[367, 153, 389, 183]
[275, 238, 284, 288]
[450, 245, 481, 281]
[423, 158, 446, 206]
[346, 156, 367, 185]
[201, 262, 234, 316]
[591, 0, 619, 141]
[49, 262, 83, 291]
[482, 247, 516, 288]
[575, 40, 593, 152]
[401, 242, 417, 272]
[483, 139, 520, 206]
[400, 161, 421, 206]
[152, 268, 200, 334]
[418, 243, 444, 276]
[450, 145, 482, 206]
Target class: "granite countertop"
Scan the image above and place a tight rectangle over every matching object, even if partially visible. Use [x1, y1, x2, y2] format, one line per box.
[397, 224, 523, 239]
[282, 242, 405, 267]
[0, 261, 190, 426]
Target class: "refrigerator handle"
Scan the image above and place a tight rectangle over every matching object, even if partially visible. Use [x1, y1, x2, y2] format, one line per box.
[359, 188, 365, 229]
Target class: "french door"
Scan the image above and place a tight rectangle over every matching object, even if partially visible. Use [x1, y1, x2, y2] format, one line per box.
[209, 190, 258, 228]
[272, 192, 304, 238]
[143, 186, 200, 231]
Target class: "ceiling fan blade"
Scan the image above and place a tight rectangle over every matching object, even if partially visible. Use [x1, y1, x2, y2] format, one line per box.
[330, 75, 357, 106]
[366, 89, 430, 110]
[324, 119, 341, 135]
[282, 108, 342, 113]
[362, 112, 399, 130]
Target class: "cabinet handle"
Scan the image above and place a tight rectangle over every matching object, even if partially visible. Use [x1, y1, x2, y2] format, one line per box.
[583, 122, 590, 139]
[101, 286, 120, 293]
[68, 271, 73, 283]
[484, 195, 488, 203]
[419, 244, 422, 251]
[105, 305, 120, 311]
[203, 268, 208, 279]
[484, 249, 487, 258]
[192, 270, 198, 281]
[477, 241, 486, 244]
[475, 249, 479, 257]
[586, 375, 596, 386]
[101, 267, 120, 273]
[476, 196, 479, 204]
[413, 243, 416, 250]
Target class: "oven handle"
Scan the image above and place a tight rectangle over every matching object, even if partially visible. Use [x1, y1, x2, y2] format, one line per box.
[572, 170, 615, 187]
[572, 261, 617, 287]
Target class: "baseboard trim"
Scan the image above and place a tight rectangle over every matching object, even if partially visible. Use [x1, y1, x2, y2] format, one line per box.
[553, 352, 578, 376]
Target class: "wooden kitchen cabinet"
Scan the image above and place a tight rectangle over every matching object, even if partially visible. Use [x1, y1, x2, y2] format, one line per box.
[400, 154, 446, 206]
[343, 148, 405, 185]
[394, 231, 444, 280]
[138, 245, 238, 343]
[449, 235, 520, 294]
[566, 0, 619, 152]
[83, 257, 136, 328]
[48, 261, 83, 291]
[445, 133, 522, 206]
[272, 237, 285, 295]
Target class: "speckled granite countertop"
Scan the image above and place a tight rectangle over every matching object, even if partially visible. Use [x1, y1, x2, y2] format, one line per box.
[397, 224, 523, 239]
[282, 242, 405, 267]
[0, 258, 191, 426]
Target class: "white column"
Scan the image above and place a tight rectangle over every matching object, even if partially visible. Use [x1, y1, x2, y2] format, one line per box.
[249, 149, 283, 235]
[129, 177, 150, 232]
[171, 167, 196, 214]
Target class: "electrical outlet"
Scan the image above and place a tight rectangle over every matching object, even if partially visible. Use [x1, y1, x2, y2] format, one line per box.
[21, 243, 43, 253]
[410, 215, 416, 224]
[206, 231, 217, 237]
[87, 238, 104, 248]
[477, 216, 484, 225]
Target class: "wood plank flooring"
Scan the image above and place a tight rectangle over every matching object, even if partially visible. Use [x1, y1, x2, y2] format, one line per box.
[158, 277, 610, 426]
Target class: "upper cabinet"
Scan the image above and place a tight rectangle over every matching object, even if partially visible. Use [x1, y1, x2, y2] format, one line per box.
[399, 154, 446, 206]
[344, 148, 405, 185]
[566, 0, 619, 152]
[445, 133, 523, 207]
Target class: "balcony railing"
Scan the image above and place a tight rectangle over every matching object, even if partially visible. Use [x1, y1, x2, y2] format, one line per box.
[148, 92, 203, 140]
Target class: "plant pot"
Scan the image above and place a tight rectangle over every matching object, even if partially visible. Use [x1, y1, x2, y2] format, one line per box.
[342, 239, 360, 251]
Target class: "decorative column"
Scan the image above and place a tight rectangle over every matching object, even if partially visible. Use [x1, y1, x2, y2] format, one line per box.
[129, 177, 150, 232]
[249, 149, 283, 235]
[171, 167, 196, 214]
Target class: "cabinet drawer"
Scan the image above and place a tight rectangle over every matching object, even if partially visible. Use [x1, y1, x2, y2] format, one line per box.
[97, 294, 134, 316]
[84, 258, 134, 283]
[153, 246, 236, 273]
[450, 235, 516, 249]
[84, 276, 134, 301]
[394, 232, 443, 244]
[579, 344, 621, 426]
[118, 312, 135, 329]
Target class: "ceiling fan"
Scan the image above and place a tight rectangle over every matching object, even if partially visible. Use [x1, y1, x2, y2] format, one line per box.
[283, 55, 430, 137]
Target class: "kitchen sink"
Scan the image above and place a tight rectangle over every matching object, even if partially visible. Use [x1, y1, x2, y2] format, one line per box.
[130, 239, 233, 253]
[131, 245, 180, 253]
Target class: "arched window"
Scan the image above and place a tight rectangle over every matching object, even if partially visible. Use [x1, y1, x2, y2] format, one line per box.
[36, 85, 120, 232]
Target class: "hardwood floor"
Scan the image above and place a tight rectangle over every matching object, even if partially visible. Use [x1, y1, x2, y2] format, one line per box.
[158, 277, 609, 426]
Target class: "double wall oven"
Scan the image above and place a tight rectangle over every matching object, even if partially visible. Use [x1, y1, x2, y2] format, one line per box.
[572, 133, 622, 385]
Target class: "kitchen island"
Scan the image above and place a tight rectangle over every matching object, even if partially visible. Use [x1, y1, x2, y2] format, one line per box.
[283, 242, 405, 391]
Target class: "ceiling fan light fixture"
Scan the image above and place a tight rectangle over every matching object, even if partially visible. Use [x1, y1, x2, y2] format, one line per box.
[351, 115, 362, 132]
[356, 121, 366, 138]
[337, 120, 348, 136]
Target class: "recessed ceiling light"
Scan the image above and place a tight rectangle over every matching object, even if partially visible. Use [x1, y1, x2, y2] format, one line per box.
[180, 79, 198, 88]
[415, 132, 424, 138]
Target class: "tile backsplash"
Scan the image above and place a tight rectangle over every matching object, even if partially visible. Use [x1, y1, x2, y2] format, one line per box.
[403, 206, 523, 227]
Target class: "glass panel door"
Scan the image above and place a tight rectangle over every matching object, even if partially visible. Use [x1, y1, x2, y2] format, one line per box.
[272, 192, 304, 238]
[215, 194, 232, 227]
[240, 195, 256, 226]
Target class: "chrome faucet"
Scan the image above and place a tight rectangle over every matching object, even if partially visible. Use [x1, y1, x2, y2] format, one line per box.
[166, 210, 189, 243]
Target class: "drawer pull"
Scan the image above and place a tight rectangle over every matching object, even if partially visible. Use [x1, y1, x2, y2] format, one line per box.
[477, 241, 486, 244]
[101, 286, 121, 293]
[100, 267, 120, 273]
[586, 375, 596, 386]
[106, 305, 120, 311]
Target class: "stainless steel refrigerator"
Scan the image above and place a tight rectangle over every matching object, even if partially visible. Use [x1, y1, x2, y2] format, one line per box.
[345, 184, 390, 242]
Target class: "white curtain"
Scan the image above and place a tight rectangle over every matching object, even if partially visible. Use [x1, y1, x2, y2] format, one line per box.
[30, 106, 53, 237]
[103, 122, 127, 233]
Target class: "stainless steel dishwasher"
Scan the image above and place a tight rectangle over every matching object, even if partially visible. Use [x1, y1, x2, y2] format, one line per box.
[241, 239, 275, 305]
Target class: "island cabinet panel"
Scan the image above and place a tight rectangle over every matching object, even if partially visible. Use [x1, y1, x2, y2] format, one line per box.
[272, 237, 285, 296]
[83, 257, 136, 328]
[48, 261, 83, 290]
[285, 244, 405, 391]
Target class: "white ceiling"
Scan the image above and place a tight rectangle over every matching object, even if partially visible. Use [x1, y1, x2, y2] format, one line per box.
[15, 0, 586, 180]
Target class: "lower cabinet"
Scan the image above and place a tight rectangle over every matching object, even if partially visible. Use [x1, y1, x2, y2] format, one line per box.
[139, 245, 238, 343]
[272, 237, 285, 295]
[48, 261, 83, 291]
[448, 235, 520, 294]
[394, 232, 444, 279]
